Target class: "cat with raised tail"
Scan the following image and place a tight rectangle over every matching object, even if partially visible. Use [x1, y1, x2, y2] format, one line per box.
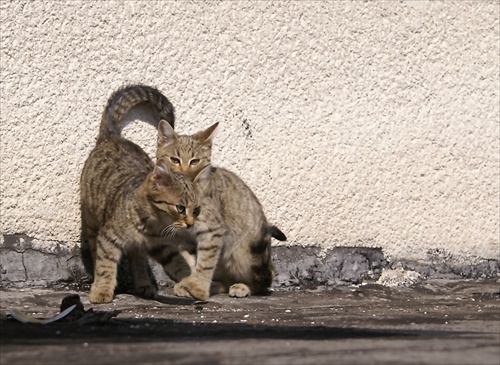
[157, 121, 287, 300]
[81, 85, 207, 303]
[97, 84, 175, 143]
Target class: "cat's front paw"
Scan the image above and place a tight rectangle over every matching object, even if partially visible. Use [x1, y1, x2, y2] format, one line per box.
[173, 282, 192, 298]
[174, 276, 210, 300]
[89, 286, 114, 303]
[229, 283, 251, 298]
[135, 284, 158, 299]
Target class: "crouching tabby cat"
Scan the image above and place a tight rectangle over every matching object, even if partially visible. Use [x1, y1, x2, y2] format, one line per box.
[156, 121, 287, 300]
[81, 85, 206, 303]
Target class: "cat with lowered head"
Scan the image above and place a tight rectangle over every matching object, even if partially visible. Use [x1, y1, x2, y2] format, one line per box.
[81, 85, 207, 303]
[156, 120, 286, 300]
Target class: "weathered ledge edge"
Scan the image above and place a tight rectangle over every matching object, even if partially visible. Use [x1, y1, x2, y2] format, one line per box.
[1, 234, 498, 290]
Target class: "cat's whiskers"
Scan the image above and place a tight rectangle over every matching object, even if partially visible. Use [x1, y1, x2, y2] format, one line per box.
[161, 224, 178, 239]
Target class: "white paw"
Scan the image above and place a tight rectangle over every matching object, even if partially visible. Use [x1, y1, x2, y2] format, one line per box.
[229, 283, 251, 298]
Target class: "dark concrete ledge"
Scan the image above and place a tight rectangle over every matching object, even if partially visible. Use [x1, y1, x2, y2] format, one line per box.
[1, 234, 85, 288]
[1, 234, 498, 290]
[271, 246, 386, 287]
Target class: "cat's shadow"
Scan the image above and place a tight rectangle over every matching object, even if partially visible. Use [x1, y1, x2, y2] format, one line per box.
[138, 294, 205, 306]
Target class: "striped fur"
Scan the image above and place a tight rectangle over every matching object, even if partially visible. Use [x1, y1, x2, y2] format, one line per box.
[97, 84, 175, 144]
[81, 86, 201, 304]
[157, 121, 287, 300]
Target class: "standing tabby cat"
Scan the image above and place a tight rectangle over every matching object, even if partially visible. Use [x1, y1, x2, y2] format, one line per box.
[80, 85, 206, 303]
[156, 121, 287, 300]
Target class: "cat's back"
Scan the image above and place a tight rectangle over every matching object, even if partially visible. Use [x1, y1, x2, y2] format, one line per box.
[81, 138, 153, 208]
[83, 138, 152, 178]
[207, 166, 266, 223]
[209, 166, 255, 196]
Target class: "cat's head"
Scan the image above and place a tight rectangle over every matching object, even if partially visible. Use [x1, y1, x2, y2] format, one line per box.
[157, 120, 218, 174]
[145, 158, 207, 229]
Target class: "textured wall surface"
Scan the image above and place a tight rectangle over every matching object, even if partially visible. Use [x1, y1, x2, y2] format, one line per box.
[1, 1, 499, 266]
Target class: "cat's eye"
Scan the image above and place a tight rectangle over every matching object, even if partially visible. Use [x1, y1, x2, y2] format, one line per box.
[170, 157, 180, 165]
[193, 206, 201, 217]
[190, 158, 200, 166]
[176, 205, 186, 214]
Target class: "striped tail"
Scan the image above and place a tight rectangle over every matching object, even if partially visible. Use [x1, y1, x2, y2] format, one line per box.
[97, 84, 175, 144]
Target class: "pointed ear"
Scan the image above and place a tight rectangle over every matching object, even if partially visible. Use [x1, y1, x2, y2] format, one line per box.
[158, 120, 178, 146]
[193, 122, 219, 145]
[189, 164, 212, 184]
[154, 158, 171, 179]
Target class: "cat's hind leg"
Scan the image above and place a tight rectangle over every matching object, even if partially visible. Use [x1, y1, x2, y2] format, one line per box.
[89, 231, 122, 303]
[127, 248, 158, 299]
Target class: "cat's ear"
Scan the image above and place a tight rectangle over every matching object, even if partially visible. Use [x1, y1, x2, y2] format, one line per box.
[153, 158, 172, 183]
[158, 120, 178, 146]
[189, 164, 212, 183]
[193, 122, 219, 145]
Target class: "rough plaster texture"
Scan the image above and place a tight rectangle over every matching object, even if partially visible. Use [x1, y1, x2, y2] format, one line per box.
[1, 1, 499, 273]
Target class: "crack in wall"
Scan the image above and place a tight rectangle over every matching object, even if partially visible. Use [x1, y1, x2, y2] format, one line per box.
[21, 251, 28, 282]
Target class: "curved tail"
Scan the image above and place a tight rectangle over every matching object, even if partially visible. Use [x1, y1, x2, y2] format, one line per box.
[268, 225, 287, 241]
[97, 84, 175, 144]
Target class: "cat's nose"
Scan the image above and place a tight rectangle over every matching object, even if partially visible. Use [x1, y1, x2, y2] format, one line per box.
[185, 216, 194, 228]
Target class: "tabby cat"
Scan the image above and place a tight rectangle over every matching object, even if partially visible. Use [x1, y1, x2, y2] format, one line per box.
[80, 85, 206, 303]
[156, 120, 287, 300]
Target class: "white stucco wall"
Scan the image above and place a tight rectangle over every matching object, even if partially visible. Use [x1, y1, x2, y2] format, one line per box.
[1, 1, 498, 264]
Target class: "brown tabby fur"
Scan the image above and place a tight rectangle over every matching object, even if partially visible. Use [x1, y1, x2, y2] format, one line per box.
[156, 121, 287, 299]
[80, 85, 205, 303]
